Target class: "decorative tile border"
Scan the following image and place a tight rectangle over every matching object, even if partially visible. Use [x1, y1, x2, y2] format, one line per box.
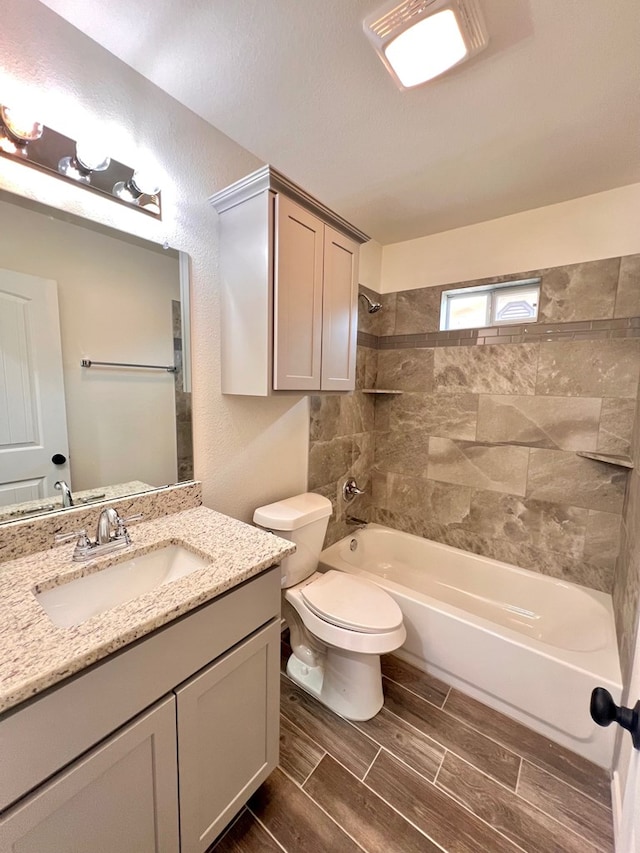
[357, 330, 378, 348]
[359, 317, 640, 350]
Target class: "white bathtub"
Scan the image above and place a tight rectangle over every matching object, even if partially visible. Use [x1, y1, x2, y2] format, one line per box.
[319, 524, 622, 768]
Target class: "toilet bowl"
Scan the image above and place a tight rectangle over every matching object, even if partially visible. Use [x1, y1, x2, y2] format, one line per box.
[253, 493, 406, 721]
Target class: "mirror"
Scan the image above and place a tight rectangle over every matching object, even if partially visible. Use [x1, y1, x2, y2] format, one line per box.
[0, 189, 193, 524]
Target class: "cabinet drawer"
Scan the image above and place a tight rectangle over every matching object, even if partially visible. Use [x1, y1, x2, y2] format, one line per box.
[0, 696, 179, 853]
[0, 566, 280, 812]
[176, 620, 281, 853]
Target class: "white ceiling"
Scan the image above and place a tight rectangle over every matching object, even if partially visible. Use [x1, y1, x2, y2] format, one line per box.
[38, 0, 640, 244]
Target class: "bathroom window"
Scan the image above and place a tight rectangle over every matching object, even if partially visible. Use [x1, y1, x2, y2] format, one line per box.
[440, 279, 540, 331]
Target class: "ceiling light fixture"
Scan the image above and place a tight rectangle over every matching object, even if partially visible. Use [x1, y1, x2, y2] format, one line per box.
[364, 0, 489, 90]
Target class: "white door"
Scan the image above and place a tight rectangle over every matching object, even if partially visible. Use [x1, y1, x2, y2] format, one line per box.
[616, 625, 640, 852]
[0, 268, 70, 506]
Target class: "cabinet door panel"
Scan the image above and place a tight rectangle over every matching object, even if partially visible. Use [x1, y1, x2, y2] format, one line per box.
[273, 195, 323, 390]
[0, 697, 179, 853]
[176, 621, 280, 853]
[321, 226, 358, 390]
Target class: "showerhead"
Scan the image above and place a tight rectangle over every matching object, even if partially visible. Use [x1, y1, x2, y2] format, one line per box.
[359, 292, 382, 313]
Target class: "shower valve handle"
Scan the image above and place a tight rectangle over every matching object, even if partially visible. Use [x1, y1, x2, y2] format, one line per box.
[343, 478, 366, 503]
[590, 687, 640, 749]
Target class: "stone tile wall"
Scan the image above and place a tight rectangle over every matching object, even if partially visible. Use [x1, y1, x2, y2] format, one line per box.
[613, 387, 640, 684]
[309, 256, 640, 595]
[308, 341, 377, 546]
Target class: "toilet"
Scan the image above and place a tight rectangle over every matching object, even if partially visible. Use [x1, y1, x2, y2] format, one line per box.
[253, 492, 406, 721]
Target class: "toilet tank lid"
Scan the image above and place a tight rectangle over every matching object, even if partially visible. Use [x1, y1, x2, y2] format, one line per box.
[253, 493, 332, 530]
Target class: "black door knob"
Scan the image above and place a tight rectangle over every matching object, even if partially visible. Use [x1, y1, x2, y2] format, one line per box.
[51, 453, 67, 465]
[590, 687, 640, 749]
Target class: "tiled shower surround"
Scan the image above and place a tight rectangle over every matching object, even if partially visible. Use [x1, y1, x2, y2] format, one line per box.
[172, 300, 194, 481]
[309, 255, 640, 606]
[614, 387, 640, 683]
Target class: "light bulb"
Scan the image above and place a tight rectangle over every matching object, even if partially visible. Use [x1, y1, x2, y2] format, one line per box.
[130, 169, 160, 196]
[113, 169, 161, 207]
[58, 139, 111, 183]
[112, 179, 137, 203]
[75, 140, 110, 172]
[58, 155, 91, 183]
[0, 105, 44, 143]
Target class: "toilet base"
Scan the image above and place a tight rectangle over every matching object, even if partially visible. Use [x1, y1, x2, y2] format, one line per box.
[286, 646, 384, 721]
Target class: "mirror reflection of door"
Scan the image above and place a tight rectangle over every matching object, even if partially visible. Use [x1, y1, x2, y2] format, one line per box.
[0, 268, 71, 506]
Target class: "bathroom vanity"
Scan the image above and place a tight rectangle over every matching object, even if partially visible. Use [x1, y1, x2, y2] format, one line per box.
[0, 505, 294, 853]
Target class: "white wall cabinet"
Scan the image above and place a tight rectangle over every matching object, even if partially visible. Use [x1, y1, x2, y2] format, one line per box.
[0, 568, 281, 853]
[210, 165, 369, 395]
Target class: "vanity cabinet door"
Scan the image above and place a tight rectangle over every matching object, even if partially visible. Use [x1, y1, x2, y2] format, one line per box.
[176, 620, 280, 853]
[0, 696, 179, 853]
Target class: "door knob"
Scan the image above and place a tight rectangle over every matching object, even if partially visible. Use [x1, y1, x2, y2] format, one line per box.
[590, 687, 640, 749]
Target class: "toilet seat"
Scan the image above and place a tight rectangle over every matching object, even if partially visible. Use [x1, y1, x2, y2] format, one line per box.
[284, 572, 406, 655]
[300, 570, 403, 634]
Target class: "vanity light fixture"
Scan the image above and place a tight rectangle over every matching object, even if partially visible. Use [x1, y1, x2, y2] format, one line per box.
[0, 101, 162, 218]
[363, 0, 489, 90]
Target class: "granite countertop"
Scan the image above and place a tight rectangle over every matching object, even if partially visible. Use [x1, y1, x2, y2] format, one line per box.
[0, 506, 294, 714]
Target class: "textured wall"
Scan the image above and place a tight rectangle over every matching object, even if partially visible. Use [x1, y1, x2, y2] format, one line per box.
[0, 0, 309, 525]
[310, 256, 640, 593]
[381, 183, 640, 292]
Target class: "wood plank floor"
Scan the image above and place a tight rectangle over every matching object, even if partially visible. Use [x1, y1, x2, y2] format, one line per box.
[212, 647, 615, 853]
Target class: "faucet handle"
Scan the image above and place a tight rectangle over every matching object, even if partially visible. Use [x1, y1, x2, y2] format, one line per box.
[115, 513, 143, 544]
[343, 478, 366, 503]
[55, 528, 88, 544]
[54, 528, 93, 557]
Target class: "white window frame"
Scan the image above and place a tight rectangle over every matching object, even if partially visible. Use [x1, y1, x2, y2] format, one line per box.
[440, 278, 541, 331]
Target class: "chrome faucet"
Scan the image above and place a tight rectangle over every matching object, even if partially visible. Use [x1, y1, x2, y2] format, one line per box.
[96, 507, 120, 544]
[55, 508, 142, 561]
[54, 480, 74, 507]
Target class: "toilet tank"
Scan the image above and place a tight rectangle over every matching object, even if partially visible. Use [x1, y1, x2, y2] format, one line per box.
[253, 493, 332, 588]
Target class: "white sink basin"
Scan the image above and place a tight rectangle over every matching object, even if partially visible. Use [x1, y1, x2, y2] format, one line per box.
[35, 545, 209, 628]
